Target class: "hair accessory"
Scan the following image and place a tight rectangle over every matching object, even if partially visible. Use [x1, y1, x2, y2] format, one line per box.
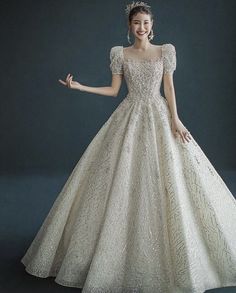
[125, 1, 151, 16]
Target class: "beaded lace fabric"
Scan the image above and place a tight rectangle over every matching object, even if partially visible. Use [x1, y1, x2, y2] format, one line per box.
[21, 44, 236, 293]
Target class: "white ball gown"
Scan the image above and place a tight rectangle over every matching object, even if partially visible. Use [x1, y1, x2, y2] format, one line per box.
[21, 44, 236, 293]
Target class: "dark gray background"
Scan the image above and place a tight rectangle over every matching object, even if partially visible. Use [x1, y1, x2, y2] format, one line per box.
[1, 0, 236, 174]
[1, 1, 236, 292]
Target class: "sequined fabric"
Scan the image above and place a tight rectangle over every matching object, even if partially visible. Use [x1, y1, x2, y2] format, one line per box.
[21, 44, 236, 293]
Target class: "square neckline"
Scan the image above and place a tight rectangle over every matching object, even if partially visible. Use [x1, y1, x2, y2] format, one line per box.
[122, 45, 164, 63]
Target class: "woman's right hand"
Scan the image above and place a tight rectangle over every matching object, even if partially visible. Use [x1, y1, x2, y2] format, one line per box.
[58, 74, 83, 90]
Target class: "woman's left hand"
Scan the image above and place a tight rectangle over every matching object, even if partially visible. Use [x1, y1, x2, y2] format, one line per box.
[171, 117, 192, 143]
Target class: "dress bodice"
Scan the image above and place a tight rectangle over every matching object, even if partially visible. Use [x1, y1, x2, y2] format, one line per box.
[109, 44, 176, 102]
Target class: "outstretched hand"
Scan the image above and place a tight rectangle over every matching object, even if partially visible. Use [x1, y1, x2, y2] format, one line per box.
[58, 74, 82, 90]
[171, 117, 192, 143]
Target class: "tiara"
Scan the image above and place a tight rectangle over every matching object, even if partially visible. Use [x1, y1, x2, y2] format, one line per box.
[125, 1, 151, 16]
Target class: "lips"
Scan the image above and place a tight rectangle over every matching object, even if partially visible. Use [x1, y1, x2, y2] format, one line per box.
[137, 32, 147, 35]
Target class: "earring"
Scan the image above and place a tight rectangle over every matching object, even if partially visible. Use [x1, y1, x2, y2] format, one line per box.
[127, 29, 131, 44]
[148, 29, 155, 41]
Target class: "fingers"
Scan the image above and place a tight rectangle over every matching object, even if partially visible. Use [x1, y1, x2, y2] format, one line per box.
[66, 74, 72, 87]
[179, 131, 185, 143]
[175, 129, 192, 143]
[184, 132, 192, 142]
[58, 79, 67, 85]
[58, 74, 73, 88]
[171, 121, 192, 144]
[66, 73, 72, 83]
[182, 130, 192, 143]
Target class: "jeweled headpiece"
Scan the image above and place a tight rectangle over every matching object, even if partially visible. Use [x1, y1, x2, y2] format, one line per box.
[125, 1, 151, 16]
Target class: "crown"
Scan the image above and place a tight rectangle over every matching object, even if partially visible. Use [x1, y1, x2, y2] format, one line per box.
[125, 1, 151, 16]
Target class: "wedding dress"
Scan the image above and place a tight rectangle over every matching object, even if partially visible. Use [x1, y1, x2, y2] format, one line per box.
[21, 44, 236, 293]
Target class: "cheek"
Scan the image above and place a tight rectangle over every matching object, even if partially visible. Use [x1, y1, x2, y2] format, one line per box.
[133, 25, 139, 31]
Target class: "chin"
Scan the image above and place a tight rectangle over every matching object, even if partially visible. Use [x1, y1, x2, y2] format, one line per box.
[136, 35, 148, 40]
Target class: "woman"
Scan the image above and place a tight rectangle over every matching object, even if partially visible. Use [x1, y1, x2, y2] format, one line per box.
[21, 1, 236, 292]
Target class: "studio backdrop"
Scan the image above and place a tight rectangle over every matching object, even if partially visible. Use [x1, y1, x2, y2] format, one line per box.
[1, 0, 236, 174]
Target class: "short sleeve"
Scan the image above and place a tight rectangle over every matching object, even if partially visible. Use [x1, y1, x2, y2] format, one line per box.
[162, 43, 176, 74]
[109, 46, 123, 75]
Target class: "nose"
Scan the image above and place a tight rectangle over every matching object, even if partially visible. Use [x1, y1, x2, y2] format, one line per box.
[140, 23, 145, 30]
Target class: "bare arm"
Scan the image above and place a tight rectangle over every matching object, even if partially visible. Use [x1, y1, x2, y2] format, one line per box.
[59, 73, 123, 97]
[163, 73, 191, 143]
[163, 73, 178, 120]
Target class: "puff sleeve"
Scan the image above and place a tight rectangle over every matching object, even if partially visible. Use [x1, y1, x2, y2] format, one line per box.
[109, 46, 123, 75]
[162, 43, 176, 74]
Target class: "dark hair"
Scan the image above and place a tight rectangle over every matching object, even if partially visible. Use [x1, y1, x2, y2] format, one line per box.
[128, 5, 154, 40]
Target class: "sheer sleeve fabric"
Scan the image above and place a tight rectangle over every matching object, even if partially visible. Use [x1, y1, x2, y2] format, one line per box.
[109, 46, 123, 75]
[162, 43, 176, 74]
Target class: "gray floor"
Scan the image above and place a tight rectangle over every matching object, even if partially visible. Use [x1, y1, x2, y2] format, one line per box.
[0, 170, 236, 292]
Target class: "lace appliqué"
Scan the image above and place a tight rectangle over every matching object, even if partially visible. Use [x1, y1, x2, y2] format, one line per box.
[110, 46, 123, 75]
[162, 43, 176, 74]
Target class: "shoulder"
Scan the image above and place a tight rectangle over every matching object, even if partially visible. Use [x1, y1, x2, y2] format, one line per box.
[162, 43, 176, 54]
[151, 43, 176, 56]
[110, 45, 123, 56]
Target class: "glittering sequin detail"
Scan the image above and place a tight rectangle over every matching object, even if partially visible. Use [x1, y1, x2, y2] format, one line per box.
[21, 44, 236, 293]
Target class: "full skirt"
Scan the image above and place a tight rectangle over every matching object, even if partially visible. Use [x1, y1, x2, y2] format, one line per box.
[21, 96, 236, 293]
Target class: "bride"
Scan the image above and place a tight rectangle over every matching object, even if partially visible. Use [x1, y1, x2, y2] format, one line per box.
[21, 1, 236, 292]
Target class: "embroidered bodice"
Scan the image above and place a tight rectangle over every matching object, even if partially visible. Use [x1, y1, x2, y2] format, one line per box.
[109, 44, 176, 101]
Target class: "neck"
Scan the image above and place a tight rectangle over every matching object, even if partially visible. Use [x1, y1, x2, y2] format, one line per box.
[132, 39, 152, 51]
